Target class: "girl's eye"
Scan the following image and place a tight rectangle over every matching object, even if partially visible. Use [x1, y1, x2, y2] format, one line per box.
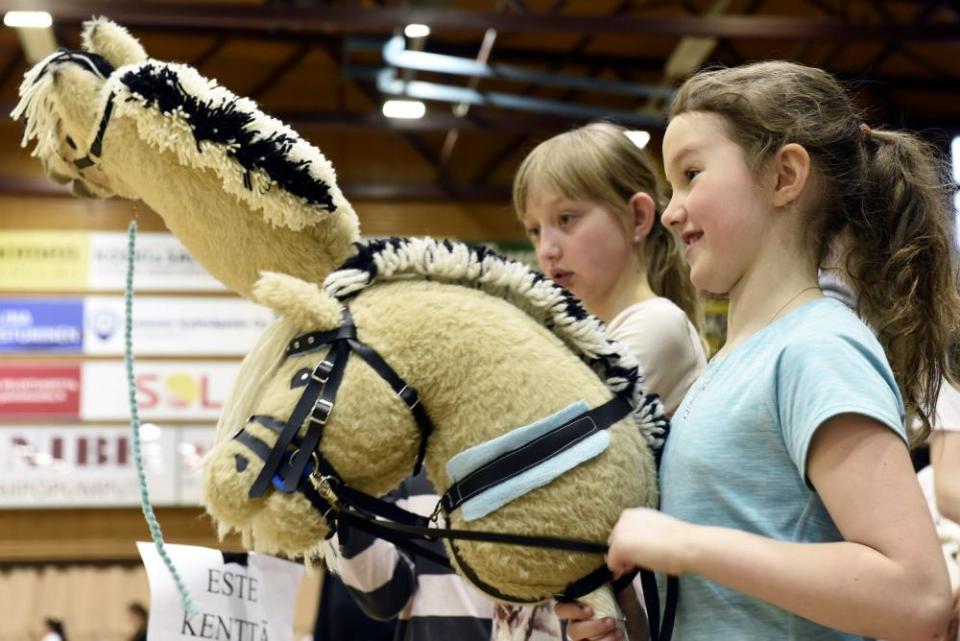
[525, 226, 540, 240]
[684, 168, 700, 182]
[558, 213, 577, 226]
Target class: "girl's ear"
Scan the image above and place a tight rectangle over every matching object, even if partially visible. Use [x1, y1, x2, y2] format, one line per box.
[770, 143, 811, 208]
[628, 192, 657, 243]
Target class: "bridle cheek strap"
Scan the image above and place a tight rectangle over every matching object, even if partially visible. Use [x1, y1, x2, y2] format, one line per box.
[246, 307, 433, 498]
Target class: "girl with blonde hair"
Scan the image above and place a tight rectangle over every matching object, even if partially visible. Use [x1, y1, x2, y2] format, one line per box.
[504, 121, 709, 640]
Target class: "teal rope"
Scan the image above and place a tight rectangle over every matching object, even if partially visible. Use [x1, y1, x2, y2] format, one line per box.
[125, 220, 199, 618]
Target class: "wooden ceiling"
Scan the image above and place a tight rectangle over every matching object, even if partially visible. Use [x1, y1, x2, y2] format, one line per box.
[0, 0, 958, 203]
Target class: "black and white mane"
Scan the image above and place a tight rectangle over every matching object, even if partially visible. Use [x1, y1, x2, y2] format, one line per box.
[324, 237, 670, 450]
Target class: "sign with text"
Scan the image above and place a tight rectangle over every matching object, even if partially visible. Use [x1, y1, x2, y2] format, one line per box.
[0, 298, 84, 352]
[138, 542, 303, 641]
[0, 363, 81, 418]
[81, 361, 238, 421]
[0, 231, 89, 291]
[84, 296, 274, 356]
[88, 232, 224, 291]
[0, 424, 178, 507]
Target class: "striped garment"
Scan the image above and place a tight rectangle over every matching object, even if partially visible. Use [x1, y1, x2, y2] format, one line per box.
[324, 472, 494, 641]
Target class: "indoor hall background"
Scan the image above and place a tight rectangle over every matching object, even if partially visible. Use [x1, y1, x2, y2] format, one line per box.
[0, 1, 957, 640]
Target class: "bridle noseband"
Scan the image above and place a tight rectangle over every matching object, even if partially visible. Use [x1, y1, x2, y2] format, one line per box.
[240, 307, 433, 504]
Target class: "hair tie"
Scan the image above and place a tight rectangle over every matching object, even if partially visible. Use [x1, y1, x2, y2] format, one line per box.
[859, 122, 872, 137]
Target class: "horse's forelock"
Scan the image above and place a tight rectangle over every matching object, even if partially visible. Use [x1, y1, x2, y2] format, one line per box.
[212, 316, 303, 448]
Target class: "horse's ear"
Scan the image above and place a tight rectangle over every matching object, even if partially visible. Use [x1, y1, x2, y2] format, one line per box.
[81, 17, 148, 67]
[52, 63, 106, 134]
[253, 272, 342, 329]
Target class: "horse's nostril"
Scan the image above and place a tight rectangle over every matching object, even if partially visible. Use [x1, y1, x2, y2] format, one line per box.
[235, 454, 249, 472]
[65, 135, 77, 150]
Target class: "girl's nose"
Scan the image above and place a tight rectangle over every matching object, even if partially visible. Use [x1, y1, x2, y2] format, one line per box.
[537, 230, 561, 265]
[662, 195, 685, 229]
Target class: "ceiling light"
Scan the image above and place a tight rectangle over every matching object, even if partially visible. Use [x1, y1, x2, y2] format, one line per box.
[624, 130, 651, 149]
[383, 99, 426, 119]
[404, 24, 431, 39]
[4, 11, 52, 28]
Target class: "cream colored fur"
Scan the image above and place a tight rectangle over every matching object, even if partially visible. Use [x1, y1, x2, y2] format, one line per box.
[206, 276, 657, 601]
[12, 19, 360, 299]
[81, 17, 148, 68]
[13, 19, 660, 616]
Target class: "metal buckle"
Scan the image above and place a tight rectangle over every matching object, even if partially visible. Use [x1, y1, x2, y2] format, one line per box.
[308, 398, 334, 426]
[311, 360, 334, 384]
[429, 500, 442, 524]
[309, 455, 341, 504]
[397, 385, 420, 409]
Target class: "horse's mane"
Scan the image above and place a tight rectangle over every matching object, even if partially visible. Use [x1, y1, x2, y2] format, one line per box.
[325, 237, 669, 449]
[13, 53, 354, 231]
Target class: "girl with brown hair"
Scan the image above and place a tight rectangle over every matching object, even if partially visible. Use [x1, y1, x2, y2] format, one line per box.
[565, 61, 957, 641]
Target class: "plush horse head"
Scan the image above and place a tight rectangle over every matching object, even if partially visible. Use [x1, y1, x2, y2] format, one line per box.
[207, 238, 664, 603]
[11, 18, 359, 299]
[13, 18, 666, 621]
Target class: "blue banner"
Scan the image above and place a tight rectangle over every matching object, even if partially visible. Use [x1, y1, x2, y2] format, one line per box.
[0, 298, 84, 352]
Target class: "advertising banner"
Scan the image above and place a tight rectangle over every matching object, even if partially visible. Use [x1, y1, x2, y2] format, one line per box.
[81, 361, 238, 421]
[84, 296, 273, 356]
[0, 424, 179, 507]
[0, 298, 84, 352]
[88, 232, 224, 291]
[0, 231, 88, 291]
[0, 363, 81, 419]
[178, 426, 216, 506]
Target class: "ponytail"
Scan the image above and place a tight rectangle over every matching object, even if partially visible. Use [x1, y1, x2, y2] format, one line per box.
[844, 129, 960, 443]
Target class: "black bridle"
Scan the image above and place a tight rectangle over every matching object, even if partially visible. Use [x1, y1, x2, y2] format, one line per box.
[244, 307, 433, 501]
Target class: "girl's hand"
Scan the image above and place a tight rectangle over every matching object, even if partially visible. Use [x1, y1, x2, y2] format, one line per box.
[606, 507, 697, 577]
[554, 603, 622, 641]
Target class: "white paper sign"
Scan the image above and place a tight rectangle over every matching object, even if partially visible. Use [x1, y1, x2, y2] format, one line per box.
[138, 542, 303, 641]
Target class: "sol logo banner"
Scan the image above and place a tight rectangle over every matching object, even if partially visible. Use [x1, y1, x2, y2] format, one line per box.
[81, 362, 239, 421]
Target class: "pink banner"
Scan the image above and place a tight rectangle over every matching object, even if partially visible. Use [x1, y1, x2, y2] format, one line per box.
[0, 363, 81, 418]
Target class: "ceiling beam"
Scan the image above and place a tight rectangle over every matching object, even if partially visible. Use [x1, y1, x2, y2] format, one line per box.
[0, 2, 957, 41]
[0, 104, 598, 132]
[0, 174, 510, 202]
[190, 35, 229, 69]
[247, 42, 311, 100]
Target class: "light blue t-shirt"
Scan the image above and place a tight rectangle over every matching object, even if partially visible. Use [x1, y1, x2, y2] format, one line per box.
[660, 297, 907, 641]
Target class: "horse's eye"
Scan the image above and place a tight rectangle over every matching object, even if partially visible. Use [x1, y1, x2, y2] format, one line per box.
[291, 368, 311, 389]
